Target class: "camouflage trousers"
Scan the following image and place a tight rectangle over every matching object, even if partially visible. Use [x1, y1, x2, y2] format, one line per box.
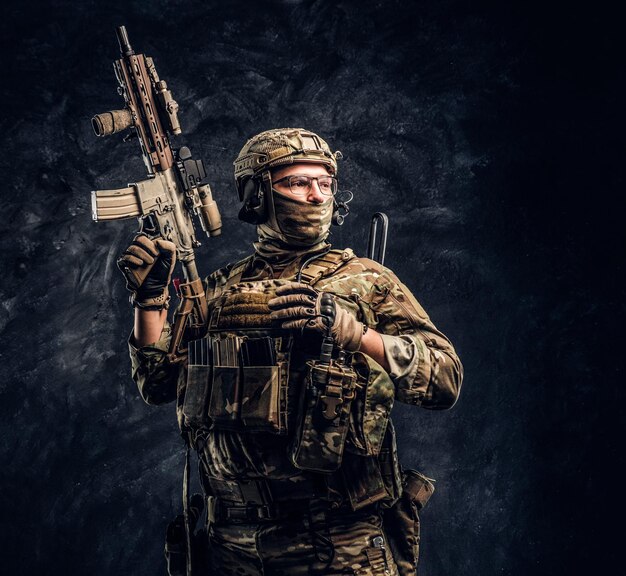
[205, 504, 400, 576]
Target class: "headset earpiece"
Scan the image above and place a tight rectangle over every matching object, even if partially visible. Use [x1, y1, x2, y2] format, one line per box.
[332, 203, 344, 226]
[238, 177, 268, 224]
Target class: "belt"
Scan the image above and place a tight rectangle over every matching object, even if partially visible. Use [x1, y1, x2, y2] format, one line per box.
[207, 496, 312, 523]
[206, 476, 321, 505]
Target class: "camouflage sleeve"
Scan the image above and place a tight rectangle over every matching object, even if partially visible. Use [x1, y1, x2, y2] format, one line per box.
[128, 321, 180, 405]
[370, 267, 463, 410]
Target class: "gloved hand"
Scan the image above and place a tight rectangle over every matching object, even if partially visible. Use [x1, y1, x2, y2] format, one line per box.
[117, 234, 177, 310]
[268, 282, 364, 351]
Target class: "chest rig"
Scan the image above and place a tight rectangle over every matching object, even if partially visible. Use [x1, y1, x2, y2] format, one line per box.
[181, 249, 358, 449]
[179, 248, 406, 548]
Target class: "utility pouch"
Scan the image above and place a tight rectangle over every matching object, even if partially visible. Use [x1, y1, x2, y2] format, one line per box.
[289, 359, 357, 472]
[341, 451, 388, 510]
[377, 421, 403, 507]
[341, 422, 402, 511]
[182, 337, 212, 429]
[403, 470, 435, 511]
[382, 469, 435, 576]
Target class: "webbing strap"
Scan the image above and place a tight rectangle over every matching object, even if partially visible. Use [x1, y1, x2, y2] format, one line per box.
[222, 248, 354, 292]
[308, 499, 334, 565]
[222, 255, 254, 292]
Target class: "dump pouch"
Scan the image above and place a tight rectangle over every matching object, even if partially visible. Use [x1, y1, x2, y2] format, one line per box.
[289, 359, 357, 472]
[382, 469, 435, 576]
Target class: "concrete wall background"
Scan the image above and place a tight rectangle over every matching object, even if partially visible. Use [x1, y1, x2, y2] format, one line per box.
[0, 1, 621, 574]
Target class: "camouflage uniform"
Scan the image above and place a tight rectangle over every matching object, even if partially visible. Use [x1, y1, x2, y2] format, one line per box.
[129, 247, 462, 575]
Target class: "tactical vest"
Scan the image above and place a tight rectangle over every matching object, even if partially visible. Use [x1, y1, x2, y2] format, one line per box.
[181, 249, 402, 510]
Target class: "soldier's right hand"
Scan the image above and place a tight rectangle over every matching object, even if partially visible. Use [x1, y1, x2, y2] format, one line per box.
[117, 234, 177, 310]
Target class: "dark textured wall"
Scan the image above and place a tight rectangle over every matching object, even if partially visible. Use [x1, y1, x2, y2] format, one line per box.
[0, 1, 621, 575]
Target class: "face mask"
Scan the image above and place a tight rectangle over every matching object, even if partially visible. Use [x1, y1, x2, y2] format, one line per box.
[261, 189, 333, 247]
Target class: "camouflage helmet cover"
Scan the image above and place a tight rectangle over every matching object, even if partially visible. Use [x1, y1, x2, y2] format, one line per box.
[233, 128, 342, 199]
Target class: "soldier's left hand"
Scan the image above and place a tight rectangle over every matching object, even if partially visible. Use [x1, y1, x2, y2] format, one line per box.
[268, 282, 364, 351]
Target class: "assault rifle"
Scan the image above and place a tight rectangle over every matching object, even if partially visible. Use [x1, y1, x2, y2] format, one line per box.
[91, 26, 221, 363]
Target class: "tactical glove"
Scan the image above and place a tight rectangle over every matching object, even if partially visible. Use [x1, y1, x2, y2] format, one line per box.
[117, 234, 176, 310]
[268, 282, 363, 351]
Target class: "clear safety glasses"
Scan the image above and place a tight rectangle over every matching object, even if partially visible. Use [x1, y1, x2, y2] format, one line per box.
[272, 174, 338, 196]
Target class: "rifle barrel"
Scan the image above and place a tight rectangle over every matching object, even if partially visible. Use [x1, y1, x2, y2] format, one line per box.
[116, 26, 134, 56]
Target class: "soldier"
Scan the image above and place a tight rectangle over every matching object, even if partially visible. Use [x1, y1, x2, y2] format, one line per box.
[119, 128, 463, 575]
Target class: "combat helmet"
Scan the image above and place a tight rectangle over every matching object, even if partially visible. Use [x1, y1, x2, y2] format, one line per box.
[233, 128, 343, 224]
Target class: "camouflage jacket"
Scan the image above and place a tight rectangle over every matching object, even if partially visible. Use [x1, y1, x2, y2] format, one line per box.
[128, 248, 463, 486]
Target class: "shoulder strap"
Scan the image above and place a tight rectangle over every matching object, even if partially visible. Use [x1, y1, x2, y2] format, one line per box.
[226, 255, 255, 287]
[298, 248, 356, 286]
[210, 255, 254, 299]
[215, 249, 355, 292]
